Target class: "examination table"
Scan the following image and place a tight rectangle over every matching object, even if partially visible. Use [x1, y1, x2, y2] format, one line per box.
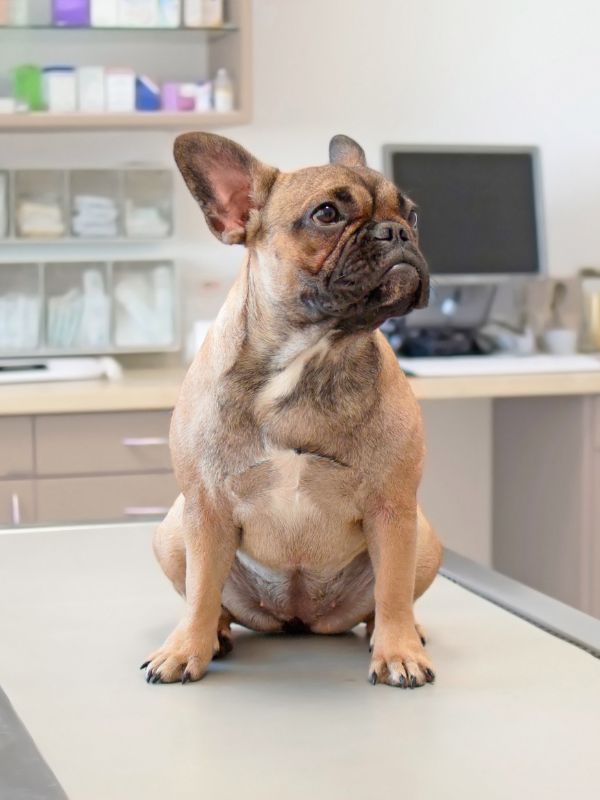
[1, 523, 599, 800]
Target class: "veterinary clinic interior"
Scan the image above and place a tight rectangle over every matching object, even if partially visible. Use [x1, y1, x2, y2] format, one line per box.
[1, 2, 600, 799]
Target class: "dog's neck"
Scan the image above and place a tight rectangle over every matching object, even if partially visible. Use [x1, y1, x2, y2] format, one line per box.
[240, 250, 375, 371]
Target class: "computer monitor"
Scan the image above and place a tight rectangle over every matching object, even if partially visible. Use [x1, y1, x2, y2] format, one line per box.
[382, 146, 545, 279]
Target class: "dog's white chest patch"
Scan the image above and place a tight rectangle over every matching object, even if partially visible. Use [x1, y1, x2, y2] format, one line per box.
[256, 334, 331, 409]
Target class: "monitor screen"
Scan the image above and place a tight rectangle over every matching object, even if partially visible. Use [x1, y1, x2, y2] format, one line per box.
[385, 149, 542, 275]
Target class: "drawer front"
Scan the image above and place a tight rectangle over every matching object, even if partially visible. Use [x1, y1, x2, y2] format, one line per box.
[0, 417, 34, 478]
[0, 480, 35, 526]
[36, 472, 178, 524]
[36, 411, 173, 475]
[594, 397, 600, 450]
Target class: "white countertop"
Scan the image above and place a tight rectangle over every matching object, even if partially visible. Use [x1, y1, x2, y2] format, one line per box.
[0, 523, 599, 799]
[1, 364, 600, 416]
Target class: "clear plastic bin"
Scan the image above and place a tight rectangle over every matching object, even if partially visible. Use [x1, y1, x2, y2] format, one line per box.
[69, 170, 121, 238]
[122, 169, 173, 239]
[113, 260, 176, 348]
[0, 263, 41, 352]
[45, 262, 111, 350]
[14, 170, 67, 239]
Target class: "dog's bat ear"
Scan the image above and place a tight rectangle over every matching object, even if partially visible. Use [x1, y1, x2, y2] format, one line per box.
[174, 132, 278, 245]
[329, 135, 367, 168]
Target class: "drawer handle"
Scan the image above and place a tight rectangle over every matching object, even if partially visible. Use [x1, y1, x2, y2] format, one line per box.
[11, 493, 21, 525]
[124, 506, 170, 516]
[121, 437, 169, 447]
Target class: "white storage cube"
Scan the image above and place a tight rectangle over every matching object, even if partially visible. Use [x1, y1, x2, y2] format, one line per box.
[45, 262, 111, 350]
[123, 169, 173, 239]
[69, 170, 121, 238]
[113, 260, 176, 348]
[15, 170, 67, 239]
[0, 264, 41, 352]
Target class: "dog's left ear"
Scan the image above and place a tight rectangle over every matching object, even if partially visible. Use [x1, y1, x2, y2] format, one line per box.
[174, 132, 278, 244]
[329, 134, 367, 168]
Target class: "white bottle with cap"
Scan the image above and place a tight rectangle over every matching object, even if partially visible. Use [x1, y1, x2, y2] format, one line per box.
[213, 68, 233, 112]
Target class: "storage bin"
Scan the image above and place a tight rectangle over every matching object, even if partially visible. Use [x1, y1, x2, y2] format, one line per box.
[44, 261, 110, 350]
[69, 170, 121, 238]
[123, 169, 173, 238]
[14, 170, 67, 239]
[0, 263, 41, 352]
[113, 260, 176, 347]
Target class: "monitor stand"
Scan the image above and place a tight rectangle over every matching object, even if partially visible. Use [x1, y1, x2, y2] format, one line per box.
[382, 282, 499, 357]
[398, 327, 495, 357]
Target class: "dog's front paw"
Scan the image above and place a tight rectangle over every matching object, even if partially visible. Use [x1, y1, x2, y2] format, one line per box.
[368, 628, 435, 688]
[141, 623, 218, 684]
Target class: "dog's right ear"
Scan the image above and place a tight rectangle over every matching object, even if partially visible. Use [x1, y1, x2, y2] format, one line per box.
[174, 132, 278, 245]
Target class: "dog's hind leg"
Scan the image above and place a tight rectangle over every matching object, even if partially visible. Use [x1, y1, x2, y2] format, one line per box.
[414, 506, 443, 600]
[153, 494, 187, 597]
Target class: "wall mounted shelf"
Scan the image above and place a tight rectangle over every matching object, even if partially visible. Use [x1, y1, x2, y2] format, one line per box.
[0, 0, 252, 131]
[0, 110, 248, 131]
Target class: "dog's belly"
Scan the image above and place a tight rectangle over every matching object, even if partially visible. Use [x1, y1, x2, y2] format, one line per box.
[224, 449, 374, 632]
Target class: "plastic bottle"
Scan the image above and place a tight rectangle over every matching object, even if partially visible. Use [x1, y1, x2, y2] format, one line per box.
[213, 67, 233, 112]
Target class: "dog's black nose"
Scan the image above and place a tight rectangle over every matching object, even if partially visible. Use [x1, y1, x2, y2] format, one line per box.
[371, 221, 410, 243]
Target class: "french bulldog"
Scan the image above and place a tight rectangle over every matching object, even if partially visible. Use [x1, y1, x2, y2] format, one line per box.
[143, 133, 442, 688]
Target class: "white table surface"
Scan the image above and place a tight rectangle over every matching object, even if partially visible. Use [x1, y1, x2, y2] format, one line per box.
[0, 523, 599, 800]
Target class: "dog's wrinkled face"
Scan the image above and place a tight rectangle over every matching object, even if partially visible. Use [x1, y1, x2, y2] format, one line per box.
[174, 133, 429, 333]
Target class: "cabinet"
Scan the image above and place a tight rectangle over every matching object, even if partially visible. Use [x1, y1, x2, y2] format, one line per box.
[0, 480, 35, 525]
[493, 395, 600, 618]
[0, 410, 177, 527]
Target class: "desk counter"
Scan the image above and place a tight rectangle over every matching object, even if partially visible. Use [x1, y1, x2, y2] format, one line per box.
[1, 366, 600, 416]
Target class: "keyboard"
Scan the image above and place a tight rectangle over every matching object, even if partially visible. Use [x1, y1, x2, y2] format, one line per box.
[399, 354, 600, 378]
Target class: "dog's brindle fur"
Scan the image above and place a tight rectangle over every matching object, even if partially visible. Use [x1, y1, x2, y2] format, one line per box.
[146, 133, 442, 688]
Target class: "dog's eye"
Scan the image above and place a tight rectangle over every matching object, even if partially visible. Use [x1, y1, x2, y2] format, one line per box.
[312, 203, 341, 225]
[408, 209, 418, 229]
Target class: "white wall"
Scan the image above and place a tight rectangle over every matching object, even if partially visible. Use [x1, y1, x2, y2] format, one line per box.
[225, 0, 600, 277]
[3, 0, 599, 561]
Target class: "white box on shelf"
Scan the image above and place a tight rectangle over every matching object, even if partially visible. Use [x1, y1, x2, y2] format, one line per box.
[77, 67, 106, 112]
[90, 0, 118, 26]
[43, 67, 77, 113]
[118, 0, 159, 27]
[105, 69, 136, 112]
[158, 0, 180, 27]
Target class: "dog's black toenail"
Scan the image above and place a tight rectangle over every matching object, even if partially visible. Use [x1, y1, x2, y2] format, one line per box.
[425, 668, 435, 682]
[399, 675, 406, 688]
[420, 635, 427, 646]
[152, 673, 161, 684]
[369, 671, 378, 685]
[409, 675, 417, 688]
[145, 670, 153, 683]
[368, 644, 373, 653]
[182, 670, 191, 684]
[140, 661, 150, 670]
